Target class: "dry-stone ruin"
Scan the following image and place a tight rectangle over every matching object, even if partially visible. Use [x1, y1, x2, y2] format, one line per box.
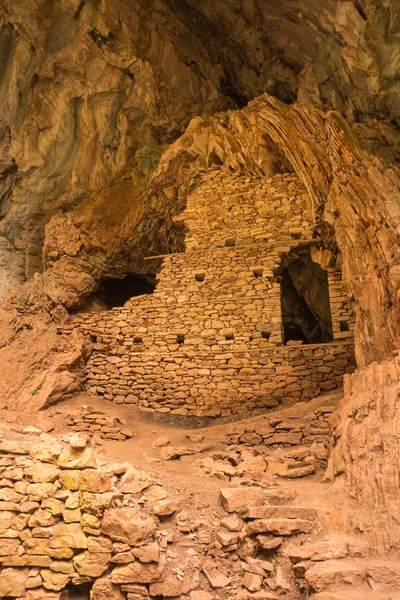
[65, 170, 355, 415]
[0, 0, 400, 599]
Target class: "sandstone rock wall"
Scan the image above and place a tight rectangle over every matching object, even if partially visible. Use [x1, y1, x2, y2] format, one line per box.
[326, 356, 400, 554]
[1, 0, 399, 306]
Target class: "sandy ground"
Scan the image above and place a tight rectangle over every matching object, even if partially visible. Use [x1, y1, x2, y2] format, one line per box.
[0, 391, 346, 527]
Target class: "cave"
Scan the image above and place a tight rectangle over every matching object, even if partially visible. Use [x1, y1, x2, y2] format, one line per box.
[95, 274, 155, 309]
[281, 253, 333, 345]
[1, 0, 400, 594]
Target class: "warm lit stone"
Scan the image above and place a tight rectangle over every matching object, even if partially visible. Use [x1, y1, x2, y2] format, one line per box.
[101, 509, 157, 546]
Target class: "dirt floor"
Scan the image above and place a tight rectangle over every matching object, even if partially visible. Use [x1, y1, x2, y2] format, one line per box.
[2, 390, 393, 599]
[0, 391, 349, 534]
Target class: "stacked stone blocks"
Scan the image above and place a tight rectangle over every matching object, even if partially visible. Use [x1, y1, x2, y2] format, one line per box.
[65, 170, 355, 416]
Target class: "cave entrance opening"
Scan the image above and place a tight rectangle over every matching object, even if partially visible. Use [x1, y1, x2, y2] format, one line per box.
[96, 273, 155, 309]
[281, 252, 333, 345]
[61, 582, 92, 599]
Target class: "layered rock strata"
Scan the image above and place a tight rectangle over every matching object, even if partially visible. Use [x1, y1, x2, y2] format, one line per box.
[326, 356, 400, 554]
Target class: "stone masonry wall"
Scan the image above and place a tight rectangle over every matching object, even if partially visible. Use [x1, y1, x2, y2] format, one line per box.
[64, 170, 355, 416]
[82, 342, 353, 417]
[0, 432, 172, 600]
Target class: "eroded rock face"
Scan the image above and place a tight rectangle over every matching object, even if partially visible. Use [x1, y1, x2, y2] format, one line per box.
[40, 92, 399, 368]
[326, 357, 400, 554]
[0, 0, 399, 303]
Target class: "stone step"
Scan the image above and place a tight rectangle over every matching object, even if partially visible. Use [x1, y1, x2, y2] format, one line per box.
[312, 588, 400, 600]
[220, 487, 295, 513]
[243, 505, 318, 521]
[305, 558, 400, 594]
[246, 517, 314, 536]
[283, 535, 369, 563]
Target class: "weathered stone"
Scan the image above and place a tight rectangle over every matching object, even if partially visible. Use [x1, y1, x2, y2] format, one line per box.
[241, 572, 263, 592]
[58, 470, 80, 490]
[220, 515, 242, 532]
[41, 569, 70, 591]
[91, 574, 125, 600]
[28, 509, 55, 528]
[219, 488, 266, 513]
[57, 446, 97, 470]
[25, 463, 60, 483]
[50, 523, 88, 549]
[131, 542, 160, 563]
[79, 470, 112, 493]
[49, 560, 75, 574]
[304, 560, 364, 591]
[279, 465, 316, 478]
[0, 567, 29, 597]
[153, 499, 181, 516]
[87, 535, 113, 554]
[149, 571, 200, 597]
[118, 467, 153, 494]
[243, 506, 318, 521]
[24, 537, 51, 555]
[25, 574, 43, 589]
[0, 538, 19, 556]
[29, 441, 63, 464]
[80, 491, 115, 516]
[102, 509, 157, 545]
[161, 446, 194, 460]
[73, 551, 112, 577]
[283, 539, 348, 563]
[111, 554, 166, 584]
[0, 556, 51, 568]
[203, 567, 231, 589]
[257, 535, 283, 550]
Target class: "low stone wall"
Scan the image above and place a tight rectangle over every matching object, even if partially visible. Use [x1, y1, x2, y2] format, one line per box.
[66, 406, 134, 440]
[85, 342, 355, 416]
[0, 433, 179, 600]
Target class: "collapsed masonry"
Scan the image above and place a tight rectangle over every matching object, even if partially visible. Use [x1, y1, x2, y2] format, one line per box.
[63, 170, 355, 416]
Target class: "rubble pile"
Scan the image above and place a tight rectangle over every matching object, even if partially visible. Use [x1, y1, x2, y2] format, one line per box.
[65, 406, 134, 441]
[1, 427, 398, 600]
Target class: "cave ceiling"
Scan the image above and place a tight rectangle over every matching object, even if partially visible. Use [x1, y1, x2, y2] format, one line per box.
[0, 0, 399, 301]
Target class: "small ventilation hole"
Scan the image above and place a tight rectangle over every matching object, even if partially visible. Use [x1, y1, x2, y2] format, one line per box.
[195, 272, 205, 282]
[225, 238, 236, 247]
[340, 321, 349, 332]
[177, 333, 185, 344]
[134, 336, 143, 343]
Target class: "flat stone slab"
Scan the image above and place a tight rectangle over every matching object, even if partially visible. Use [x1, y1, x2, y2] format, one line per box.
[246, 518, 314, 536]
[243, 505, 318, 521]
[306, 559, 400, 593]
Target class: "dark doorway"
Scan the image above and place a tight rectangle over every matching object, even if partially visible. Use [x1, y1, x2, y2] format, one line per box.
[96, 274, 155, 308]
[60, 582, 92, 599]
[281, 253, 333, 345]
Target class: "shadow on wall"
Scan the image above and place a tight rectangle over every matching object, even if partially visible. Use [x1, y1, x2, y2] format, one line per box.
[60, 583, 92, 599]
[77, 273, 156, 312]
[281, 253, 333, 345]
